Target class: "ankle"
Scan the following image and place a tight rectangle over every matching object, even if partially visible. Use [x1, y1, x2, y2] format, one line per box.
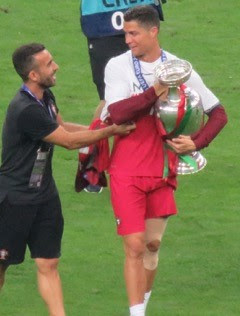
[130, 303, 145, 316]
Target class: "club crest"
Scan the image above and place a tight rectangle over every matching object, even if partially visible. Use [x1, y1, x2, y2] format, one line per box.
[115, 218, 121, 226]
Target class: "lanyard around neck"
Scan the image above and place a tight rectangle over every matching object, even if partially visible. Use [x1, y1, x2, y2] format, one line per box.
[132, 50, 167, 91]
[21, 84, 53, 118]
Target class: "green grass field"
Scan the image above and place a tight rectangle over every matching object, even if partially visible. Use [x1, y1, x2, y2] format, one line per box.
[0, 0, 239, 315]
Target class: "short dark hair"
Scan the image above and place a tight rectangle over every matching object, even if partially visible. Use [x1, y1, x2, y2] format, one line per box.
[12, 43, 45, 81]
[124, 5, 160, 30]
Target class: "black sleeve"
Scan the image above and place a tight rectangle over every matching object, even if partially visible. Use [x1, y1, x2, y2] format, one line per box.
[17, 104, 59, 141]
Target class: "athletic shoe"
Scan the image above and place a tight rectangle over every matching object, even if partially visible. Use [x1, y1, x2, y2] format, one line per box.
[84, 184, 103, 193]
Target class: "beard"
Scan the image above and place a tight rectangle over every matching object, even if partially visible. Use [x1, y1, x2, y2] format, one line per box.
[38, 73, 56, 89]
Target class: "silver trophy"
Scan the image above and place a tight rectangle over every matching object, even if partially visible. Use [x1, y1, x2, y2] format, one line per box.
[154, 59, 207, 175]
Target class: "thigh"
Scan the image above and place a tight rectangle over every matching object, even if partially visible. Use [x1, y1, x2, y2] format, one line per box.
[0, 198, 37, 265]
[146, 181, 177, 218]
[110, 175, 147, 236]
[145, 217, 168, 243]
[28, 195, 64, 259]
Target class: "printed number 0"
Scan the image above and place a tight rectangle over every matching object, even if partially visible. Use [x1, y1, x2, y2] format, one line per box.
[111, 11, 124, 30]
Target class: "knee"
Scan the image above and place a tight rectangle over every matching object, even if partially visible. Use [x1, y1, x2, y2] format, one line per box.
[35, 258, 59, 274]
[143, 240, 161, 270]
[124, 238, 145, 260]
[146, 240, 161, 252]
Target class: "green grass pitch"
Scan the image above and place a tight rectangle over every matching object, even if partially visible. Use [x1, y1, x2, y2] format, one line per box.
[0, 0, 239, 315]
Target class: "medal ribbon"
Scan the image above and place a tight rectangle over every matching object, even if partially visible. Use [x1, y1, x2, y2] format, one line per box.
[132, 50, 167, 91]
[21, 85, 53, 118]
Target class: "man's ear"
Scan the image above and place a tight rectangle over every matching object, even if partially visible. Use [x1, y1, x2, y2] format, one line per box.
[150, 26, 159, 38]
[28, 69, 39, 82]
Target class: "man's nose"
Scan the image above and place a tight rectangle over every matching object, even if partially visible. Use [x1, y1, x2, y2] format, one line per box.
[54, 62, 59, 71]
[125, 34, 131, 45]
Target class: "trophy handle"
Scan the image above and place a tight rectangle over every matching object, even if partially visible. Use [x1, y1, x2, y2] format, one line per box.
[177, 151, 207, 175]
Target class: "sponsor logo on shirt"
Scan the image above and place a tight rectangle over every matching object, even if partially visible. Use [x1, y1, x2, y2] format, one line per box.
[133, 82, 143, 93]
[50, 103, 57, 117]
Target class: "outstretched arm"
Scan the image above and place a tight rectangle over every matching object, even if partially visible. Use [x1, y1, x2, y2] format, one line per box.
[57, 113, 89, 132]
[43, 120, 136, 150]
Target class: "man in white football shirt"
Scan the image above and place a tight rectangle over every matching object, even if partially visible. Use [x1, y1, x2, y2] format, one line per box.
[101, 5, 227, 316]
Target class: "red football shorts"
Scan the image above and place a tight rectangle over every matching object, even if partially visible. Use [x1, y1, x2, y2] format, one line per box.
[110, 174, 177, 235]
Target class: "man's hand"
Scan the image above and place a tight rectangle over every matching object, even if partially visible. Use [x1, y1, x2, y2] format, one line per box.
[112, 122, 136, 136]
[166, 135, 196, 154]
[153, 82, 169, 101]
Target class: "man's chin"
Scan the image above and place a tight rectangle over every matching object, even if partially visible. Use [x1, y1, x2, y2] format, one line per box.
[40, 82, 55, 89]
[130, 48, 141, 58]
[132, 52, 144, 60]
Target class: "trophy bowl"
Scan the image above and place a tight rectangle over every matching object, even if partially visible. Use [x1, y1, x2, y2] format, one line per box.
[154, 59, 204, 137]
[155, 59, 192, 87]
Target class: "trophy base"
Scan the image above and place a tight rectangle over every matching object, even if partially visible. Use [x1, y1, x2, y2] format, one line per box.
[177, 151, 207, 175]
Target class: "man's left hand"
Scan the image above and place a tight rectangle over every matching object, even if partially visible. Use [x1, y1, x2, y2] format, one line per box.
[166, 135, 196, 154]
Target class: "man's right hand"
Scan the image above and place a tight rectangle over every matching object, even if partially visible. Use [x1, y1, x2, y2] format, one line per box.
[112, 122, 136, 135]
[43, 121, 136, 150]
[154, 82, 169, 101]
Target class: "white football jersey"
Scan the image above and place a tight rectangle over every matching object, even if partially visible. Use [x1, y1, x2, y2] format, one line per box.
[101, 50, 220, 121]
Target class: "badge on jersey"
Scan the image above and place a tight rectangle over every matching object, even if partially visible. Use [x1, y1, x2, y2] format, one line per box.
[116, 217, 121, 226]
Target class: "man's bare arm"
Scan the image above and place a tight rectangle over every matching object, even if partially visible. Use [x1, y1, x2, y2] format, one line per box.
[43, 122, 136, 150]
[57, 114, 89, 132]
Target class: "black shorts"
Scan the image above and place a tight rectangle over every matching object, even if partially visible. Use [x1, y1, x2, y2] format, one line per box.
[87, 35, 128, 99]
[0, 195, 64, 265]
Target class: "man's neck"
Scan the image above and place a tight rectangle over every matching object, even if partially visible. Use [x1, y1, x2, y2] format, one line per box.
[138, 46, 162, 63]
[24, 82, 44, 100]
